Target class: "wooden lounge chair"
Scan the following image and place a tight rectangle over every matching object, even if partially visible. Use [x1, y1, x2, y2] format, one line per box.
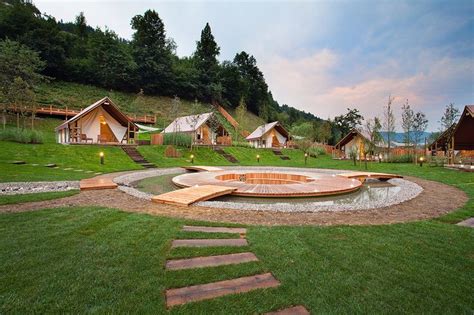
[80, 134, 93, 143]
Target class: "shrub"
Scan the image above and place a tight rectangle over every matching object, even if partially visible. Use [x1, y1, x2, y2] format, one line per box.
[232, 141, 252, 148]
[0, 128, 43, 144]
[390, 154, 413, 163]
[308, 146, 326, 157]
[163, 132, 192, 148]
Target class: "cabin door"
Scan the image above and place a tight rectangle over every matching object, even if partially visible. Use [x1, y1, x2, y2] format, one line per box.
[100, 120, 117, 143]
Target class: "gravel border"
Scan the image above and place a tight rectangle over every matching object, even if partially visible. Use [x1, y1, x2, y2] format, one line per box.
[114, 167, 423, 212]
[0, 181, 80, 195]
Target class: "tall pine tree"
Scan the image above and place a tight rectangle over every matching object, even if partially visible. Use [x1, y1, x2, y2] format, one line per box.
[194, 23, 220, 102]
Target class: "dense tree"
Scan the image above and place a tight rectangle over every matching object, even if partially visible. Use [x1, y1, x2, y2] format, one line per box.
[439, 103, 460, 131]
[131, 9, 175, 95]
[334, 108, 363, 136]
[194, 23, 220, 102]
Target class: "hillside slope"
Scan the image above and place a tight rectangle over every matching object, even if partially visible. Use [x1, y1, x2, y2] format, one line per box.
[36, 81, 265, 132]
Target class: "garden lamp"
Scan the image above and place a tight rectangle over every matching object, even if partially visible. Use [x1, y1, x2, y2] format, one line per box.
[99, 151, 104, 165]
[256, 154, 260, 163]
[190, 154, 194, 164]
[419, 156, 424, 167]
[304, 152, 308, 165]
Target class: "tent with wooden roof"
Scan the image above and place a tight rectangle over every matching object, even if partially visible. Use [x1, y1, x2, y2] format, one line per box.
[55, 97, 138, 144]
[246, 121, 289, 148]
[429, 105, 474, 162]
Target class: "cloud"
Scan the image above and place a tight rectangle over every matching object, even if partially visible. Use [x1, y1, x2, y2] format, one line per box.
[262, 51, 473, 130]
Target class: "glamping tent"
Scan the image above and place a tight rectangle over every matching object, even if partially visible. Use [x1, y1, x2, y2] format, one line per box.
[55, 97, 138, 144]
[429, 105, 474, 163]
[246, 121, 289, 148]
[334, 128, 388, 159]
[162, 112, 231, 145]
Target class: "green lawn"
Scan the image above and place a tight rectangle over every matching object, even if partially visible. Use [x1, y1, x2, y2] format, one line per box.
[0, 190, 79, 205]
[0, 207, 472, 313]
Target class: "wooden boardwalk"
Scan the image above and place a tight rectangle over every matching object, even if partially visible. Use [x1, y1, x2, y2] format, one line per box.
[182, 166, 224, 172]
[151, 185, 237, 206]
[80, 177, 117, 190]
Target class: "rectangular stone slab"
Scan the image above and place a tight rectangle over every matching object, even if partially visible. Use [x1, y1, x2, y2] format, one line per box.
[171, 239, 248, 248]
[166, 252, 258, 270]
[266, 305, 310, 315]
[182, 225, 247, 234]
[166, 273, 280, 307]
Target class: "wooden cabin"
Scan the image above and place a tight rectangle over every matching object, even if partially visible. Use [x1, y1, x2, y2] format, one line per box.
[162, 112, 231, 145]
[55, 97, 138, 145]
[246, 121, 289, 148]
[429, 105, 474, 163]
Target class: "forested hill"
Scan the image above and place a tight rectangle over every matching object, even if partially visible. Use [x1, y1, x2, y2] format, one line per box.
[0, 0, 321, 127]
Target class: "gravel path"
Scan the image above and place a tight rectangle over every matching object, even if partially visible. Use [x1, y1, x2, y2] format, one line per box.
[0, 181, 80, 195]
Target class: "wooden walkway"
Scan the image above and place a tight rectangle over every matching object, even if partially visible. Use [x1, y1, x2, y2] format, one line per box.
[182, 166, 224, 172]
[151, 185, 236, 206]
[79, 177, 117, 190]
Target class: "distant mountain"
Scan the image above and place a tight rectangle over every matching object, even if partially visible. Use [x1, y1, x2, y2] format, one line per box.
[379, 131, 432, 145]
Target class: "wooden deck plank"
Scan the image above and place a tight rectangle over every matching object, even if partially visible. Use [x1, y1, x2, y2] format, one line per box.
[171, 239, 248, 248]
[166, 252, 258, 270]
[79, 178, 117, 190]
[166, 273, 280, 307]
[266, 305, 310, 315]
[152, 185, 237, 206]
[182, 225, 247, 234]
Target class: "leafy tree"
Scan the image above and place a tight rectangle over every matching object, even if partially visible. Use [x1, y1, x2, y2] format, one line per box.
[194, 23, 220, 102]
[316, 121, 332, 144]
[131, 10, 175, 95]
[383, 95, 396, 159]
[412, 111, 428, 161]
[290, 122, 313, 139]
[439, 103, 460, 131]
[334, 108, 363, 136]
[75, 12, 87, 39]
[0, 39, 45, 129]
[401, 99, 414, 147]
[235, 97, 247, 136]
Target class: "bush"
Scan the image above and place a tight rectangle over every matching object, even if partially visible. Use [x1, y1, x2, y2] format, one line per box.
[0, 128, 43, 144]
[163, 132, 192, 148]
[232, 141, 252, 148]
[308, 146, 326, 157]
[390, 154, 413, 163]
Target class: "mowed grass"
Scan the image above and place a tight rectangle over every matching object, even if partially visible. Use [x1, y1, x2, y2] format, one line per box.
[0, 190, 79, 205]
[0, 207, 472, 313]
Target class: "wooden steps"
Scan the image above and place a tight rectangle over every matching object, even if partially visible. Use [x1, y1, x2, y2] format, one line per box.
[166, 252, 258, 270]
[267, 305, 310, 315]
[213, 147, 240, 163]
[152, 185, 237, 206]
[166, 273, 280, 307]
[121, 146, 156, 168]
[182, 225, 247, 234]
[171, 238, 248, 248]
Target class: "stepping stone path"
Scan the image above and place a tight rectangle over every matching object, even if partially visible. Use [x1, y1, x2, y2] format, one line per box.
[164, 225, 296, 311]
[267, 305, 310, 315]
[457, 217, 474, 227]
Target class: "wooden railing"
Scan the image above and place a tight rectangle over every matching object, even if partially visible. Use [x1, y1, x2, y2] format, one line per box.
[7, 105, 156, 124]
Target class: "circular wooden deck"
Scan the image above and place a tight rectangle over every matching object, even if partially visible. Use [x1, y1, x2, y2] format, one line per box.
[172, 170, 363, 197]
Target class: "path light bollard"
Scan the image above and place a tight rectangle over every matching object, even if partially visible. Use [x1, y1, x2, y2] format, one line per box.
[419, 156, 424, 167]
[256, 154, 260, 163]
[190, 154, 194, 164]
[304, 152, 308, 166]
[99, 151, 104, 165]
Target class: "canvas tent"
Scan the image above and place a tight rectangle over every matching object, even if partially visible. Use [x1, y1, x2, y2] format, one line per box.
[162, 112, 231, 145]
[246, 121, 289, 148]
[55, 97, 137, 144]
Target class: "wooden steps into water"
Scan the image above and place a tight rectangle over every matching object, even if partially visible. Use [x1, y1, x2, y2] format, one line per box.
[182, 166, 224, 172]
[152, 185, 237, 206]
[171, 238, 248, 248]
[166, 273, 280, 307]
[337, 172, 402, 182]
[166, 252, 258, 270]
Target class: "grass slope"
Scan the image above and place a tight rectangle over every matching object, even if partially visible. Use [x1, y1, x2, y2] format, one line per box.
[36, 81, 265, 130]
[0, 190, 79, 205]
[0, 207, 472, 313]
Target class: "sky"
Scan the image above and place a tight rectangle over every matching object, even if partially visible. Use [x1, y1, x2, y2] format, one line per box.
[34, 0, 474, 131]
